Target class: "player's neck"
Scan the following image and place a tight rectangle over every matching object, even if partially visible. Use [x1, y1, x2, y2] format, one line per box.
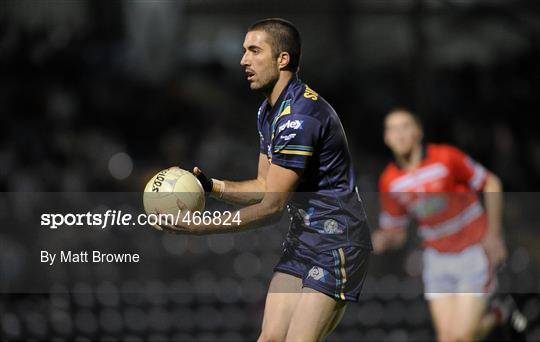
[397, 144, 423, 171]
[266, 72, 294, 107]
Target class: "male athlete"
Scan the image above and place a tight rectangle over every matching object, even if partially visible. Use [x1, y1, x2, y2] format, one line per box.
[159, 18, 372, 341]
[372, 108, 526, 341]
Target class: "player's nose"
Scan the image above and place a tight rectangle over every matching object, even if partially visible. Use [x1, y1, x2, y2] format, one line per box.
[240, 53, 249, 66]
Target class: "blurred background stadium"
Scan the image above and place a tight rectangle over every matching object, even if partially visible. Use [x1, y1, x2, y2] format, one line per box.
[1, 0, 540, 341]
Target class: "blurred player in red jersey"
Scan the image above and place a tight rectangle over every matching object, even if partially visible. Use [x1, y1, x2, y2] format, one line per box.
[372, 109, 526, 341]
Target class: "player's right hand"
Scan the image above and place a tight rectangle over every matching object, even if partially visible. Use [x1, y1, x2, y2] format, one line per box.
[193, 166, 213, 192]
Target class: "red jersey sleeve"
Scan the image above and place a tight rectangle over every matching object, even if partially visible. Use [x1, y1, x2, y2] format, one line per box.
[445, 145, 488, 191]
[379, 169, 410, 231]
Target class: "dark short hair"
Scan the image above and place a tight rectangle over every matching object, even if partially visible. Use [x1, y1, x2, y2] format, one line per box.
[248, 18, 301, 72]
[385, 108, 423, 129]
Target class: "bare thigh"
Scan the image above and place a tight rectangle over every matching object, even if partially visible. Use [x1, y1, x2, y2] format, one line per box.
[286, 287, 347, 342]
[258, 272, 303, 342]
[452, 294, 487, 340]
[429, 294, 487, 341]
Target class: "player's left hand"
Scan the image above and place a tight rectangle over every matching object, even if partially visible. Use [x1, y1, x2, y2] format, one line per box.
[481, 232, 507, 272]
[155, 199, 194, 234]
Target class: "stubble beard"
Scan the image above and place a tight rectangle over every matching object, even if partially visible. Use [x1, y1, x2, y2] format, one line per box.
[254, 74, 279, 98]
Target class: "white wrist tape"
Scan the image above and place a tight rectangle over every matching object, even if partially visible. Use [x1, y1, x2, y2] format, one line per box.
[211, 179, 225, 199]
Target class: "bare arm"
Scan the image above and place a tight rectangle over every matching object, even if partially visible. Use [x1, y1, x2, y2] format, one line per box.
[219, 153, 269, 205]
[481, 171, 507, 269]
[483, 172, 503, 236]
[194, 153, 269, 206]
[164, 162, 300, 235]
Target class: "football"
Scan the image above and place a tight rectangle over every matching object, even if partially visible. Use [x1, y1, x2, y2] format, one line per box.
[143, 167, 205, 229]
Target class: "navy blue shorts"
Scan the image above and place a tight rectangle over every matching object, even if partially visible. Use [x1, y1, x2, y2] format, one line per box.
[274, 244, 370, 302]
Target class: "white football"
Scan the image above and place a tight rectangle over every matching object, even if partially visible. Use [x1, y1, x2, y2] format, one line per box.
[143, 166, 205, 229]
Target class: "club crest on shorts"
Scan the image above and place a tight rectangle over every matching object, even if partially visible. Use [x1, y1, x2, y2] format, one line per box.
[323, 219, 343, 234]
[307, 266, 327, 282]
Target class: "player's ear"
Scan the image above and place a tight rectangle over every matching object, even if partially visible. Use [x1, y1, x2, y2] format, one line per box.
[277, 52, 290, 70]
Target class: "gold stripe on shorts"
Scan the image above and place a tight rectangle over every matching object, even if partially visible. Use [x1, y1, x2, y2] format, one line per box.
[338, 248, 347, 300]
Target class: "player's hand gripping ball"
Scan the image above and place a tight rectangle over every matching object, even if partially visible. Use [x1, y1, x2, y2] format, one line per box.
[143, 167, 205, 230]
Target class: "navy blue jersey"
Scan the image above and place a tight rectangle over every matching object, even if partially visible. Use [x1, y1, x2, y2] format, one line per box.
[257, 75, 372, 251]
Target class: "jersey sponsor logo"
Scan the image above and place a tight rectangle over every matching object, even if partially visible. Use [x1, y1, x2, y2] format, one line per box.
[280, 133, 297, 141]
[278, 120, 304, 133]
[303, 85, 318, 101]
[307, 266, 327, 282]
